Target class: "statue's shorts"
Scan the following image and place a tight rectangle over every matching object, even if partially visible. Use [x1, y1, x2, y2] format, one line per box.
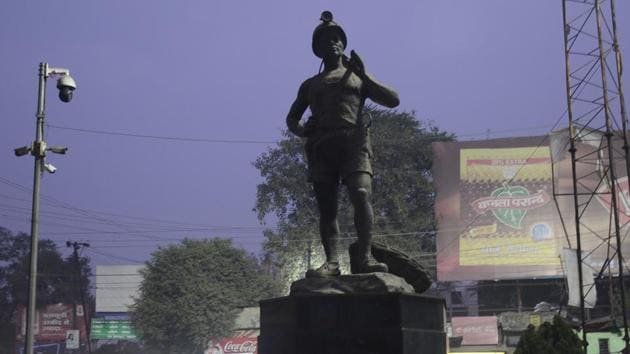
[305, 127, 373, 184]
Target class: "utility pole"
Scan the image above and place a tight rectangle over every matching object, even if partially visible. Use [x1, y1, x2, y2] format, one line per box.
[14, 63, 76, 354]
[67, 241, 91, 354]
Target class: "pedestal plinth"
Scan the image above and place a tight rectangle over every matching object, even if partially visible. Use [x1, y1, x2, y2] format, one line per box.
[258, 293, 446, 354]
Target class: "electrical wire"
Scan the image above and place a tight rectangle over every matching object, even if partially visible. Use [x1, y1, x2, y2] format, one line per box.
[45, 122, 557, 144]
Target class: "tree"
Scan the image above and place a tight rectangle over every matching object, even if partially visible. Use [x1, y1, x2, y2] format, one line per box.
[254, 106, 453, 290]
[130, 238, 281, 354]
[515, 316, 584, 354]
[0, 226, 93, 354]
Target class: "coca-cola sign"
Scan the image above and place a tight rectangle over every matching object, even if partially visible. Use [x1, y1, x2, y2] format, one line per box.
[205, 333, 258, 354]
[223, 339, 257, 353]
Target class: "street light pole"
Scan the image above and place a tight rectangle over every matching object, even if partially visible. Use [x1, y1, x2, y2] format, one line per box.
[24, 62, 48, 354]
[17, 62, 76, 354]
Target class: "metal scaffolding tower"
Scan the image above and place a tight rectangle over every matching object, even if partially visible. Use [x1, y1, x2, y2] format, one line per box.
[558, 0, 629, 350]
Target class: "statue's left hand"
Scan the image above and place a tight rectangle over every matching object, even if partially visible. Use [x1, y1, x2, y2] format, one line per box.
[348, 50, 366, 78]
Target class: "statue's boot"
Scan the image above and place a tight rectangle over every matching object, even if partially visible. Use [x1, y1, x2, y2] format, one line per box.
[305, 261, 341, 278]
[351, 258, 388, 274]
[349, 242, 388, 274]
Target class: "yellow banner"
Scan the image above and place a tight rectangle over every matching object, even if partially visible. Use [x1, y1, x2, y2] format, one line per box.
[460, 229, 558, 266]
[460, 147, 551, 182]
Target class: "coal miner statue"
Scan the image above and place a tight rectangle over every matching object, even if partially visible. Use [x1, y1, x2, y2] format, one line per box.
[286, 11, 400, 278]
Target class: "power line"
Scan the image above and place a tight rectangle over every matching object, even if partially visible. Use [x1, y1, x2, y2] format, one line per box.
[87, 248, 145, 264]
[3, 193, 621, 266]
[46, 124, 278, 144]
[45, 122, 558, 144]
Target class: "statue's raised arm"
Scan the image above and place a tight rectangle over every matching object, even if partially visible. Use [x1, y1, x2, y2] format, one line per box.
[344, 50, 400, 108]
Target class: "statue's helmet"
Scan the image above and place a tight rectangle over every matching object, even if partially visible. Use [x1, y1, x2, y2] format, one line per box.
[312, 11, 347, 58]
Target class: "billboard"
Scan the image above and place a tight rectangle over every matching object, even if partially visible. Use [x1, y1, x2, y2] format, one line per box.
[550, 128, 630, 276]
[434, 137, 563, 281]
[15, 303, 88, 343]
[91, 319, 137, 340]
[205, 330, 258, 354]
[433, 135, 630, 281]
[451, 316, 499, 346]
[95, 265, 143, 313]
[15, 342, 63, 354]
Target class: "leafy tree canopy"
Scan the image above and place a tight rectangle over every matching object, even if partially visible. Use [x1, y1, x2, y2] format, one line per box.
[131, 238, 281, 354]
[515, 316, 584, 354]
[254, 106, 453, 290]
[0, 226, 92, 354]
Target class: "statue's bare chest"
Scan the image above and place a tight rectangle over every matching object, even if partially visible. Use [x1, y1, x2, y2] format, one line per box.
[308, 69, 363, 104]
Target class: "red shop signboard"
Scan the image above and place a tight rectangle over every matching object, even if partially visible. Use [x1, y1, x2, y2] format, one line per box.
[15, 303, 88, 343]
[451, 316, 499, 345]
[205, 330, 258, 354]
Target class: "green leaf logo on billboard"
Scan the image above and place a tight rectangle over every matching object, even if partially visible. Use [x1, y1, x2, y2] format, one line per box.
[491, 184, 529, 229]
[471, 183, 551, 229]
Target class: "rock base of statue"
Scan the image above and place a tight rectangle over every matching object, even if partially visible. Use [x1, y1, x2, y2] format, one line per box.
[290, 272, 415, 295]
[258, 292, 447, 354]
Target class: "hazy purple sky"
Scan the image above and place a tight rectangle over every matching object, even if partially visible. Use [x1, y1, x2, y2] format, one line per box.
[1, 1, 628, 265]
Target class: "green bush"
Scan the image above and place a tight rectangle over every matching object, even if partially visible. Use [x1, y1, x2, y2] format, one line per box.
[515, 316, 584, 354]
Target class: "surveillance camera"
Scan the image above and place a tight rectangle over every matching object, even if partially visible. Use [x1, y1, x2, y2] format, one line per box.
[43, 162, 57, 174]
[57, 75, 77, 103]
[14, 145, 32, 157]
[48, 146, 68, 155]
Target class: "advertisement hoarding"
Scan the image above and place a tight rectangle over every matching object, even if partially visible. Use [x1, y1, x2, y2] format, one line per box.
[434, 137, 563, 281]
[451, 316, 499, 346]
[15, 343, 62, 354]
[205, 330, 258, 354]
[95, 265, 143, 313]
[15, 303, 88, 343]
[433, 135, 630, 281]
[90, 319, 137, 340]
[550, 129, 630, 276]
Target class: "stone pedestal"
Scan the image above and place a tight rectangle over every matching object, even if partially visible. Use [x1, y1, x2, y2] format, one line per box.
[258, 293, 446, 354]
